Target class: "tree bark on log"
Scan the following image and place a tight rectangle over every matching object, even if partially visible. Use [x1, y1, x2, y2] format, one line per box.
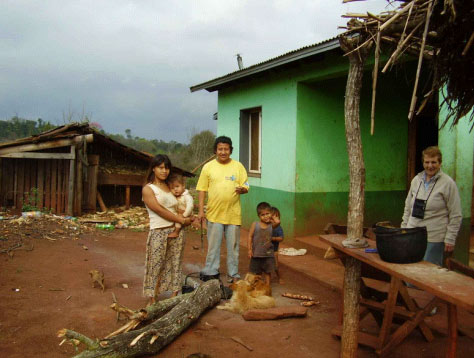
[339, 35, 371, 358]
[340, 35, 370, 243]
[58, 280, 221, 358]
[341, 257, 362, 358]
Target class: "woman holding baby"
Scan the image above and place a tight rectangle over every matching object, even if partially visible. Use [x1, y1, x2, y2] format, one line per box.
[142, 154, 192, 304]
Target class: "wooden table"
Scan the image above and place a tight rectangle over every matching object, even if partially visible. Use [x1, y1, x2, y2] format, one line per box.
[320, 234, 474, 357]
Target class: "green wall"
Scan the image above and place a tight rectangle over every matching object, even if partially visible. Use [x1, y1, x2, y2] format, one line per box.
[217, 74, 299, 236]
[217, 53, 415, 239]
[293, 70, 412, 235]
[438, 108, 474, 263]
[240, 186, 296, 240]
[219, 78, 298, 193]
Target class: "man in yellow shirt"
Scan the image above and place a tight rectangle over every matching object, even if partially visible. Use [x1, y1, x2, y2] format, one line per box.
[197, 136, 249, 283]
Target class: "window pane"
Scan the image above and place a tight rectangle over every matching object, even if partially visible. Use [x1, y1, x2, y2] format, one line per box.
[250, 112, 260, 171]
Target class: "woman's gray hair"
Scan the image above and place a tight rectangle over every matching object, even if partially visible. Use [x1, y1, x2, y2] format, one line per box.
[422, 146, 442, 163]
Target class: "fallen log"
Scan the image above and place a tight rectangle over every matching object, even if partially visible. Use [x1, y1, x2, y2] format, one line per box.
[58, 280, 221, 358]
[105, 294, 189, 338]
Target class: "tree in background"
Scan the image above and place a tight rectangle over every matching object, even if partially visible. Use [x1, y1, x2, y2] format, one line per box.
[187, 129, 215, 165]
[0, 116, 56, 142]
[106, 127, 214, 172]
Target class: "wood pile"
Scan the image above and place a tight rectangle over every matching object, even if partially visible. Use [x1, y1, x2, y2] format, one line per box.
[0, 214, 93, 257]
[80, 206, 150, 231]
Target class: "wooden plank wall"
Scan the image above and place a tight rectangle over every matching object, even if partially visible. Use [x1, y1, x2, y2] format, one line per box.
[0, 158, 70, 214]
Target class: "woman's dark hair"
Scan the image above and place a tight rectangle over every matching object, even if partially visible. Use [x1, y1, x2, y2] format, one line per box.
[213, 136, 233, 153]
[145, 154, 172, 184]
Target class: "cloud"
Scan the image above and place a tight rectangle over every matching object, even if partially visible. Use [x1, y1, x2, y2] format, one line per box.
[0, 0, 392, 142]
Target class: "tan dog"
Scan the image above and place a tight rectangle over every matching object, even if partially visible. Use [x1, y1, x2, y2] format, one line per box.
[217, 279, 275, 314]
[89, 269, 105, 292]
[243, 273, 272, 297]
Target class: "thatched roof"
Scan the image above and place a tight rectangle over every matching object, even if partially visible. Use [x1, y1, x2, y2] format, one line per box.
[342, 0, 474, 128]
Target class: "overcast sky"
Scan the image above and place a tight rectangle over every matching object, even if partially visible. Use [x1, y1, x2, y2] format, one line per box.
[0, 0, 394, 143]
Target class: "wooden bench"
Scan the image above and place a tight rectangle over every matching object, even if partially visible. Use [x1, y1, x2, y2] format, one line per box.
[320, 234, 474, 357]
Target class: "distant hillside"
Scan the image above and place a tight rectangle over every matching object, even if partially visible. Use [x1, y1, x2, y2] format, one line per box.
[0, 117, 56, 142]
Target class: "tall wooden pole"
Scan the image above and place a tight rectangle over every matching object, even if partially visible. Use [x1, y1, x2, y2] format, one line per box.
[340, 35, 370, 242]
[339, 35, 371, 358]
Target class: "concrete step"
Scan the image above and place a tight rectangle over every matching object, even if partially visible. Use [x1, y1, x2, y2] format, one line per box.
[240, 229, 343, 291]
[292, 234, 331, 258]
[277, 249, 344, 291]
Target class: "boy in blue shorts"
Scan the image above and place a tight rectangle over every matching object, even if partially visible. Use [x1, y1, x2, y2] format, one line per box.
[247, 202, 275, 286]
[271, 207, 284, 284]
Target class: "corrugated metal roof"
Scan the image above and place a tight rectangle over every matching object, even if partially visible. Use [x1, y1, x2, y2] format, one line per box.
[0, 122, 153, 161]
[190, 36, 340, 93]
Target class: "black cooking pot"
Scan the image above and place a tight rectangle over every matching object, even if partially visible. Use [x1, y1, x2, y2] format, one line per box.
[375, 226, 427, 264]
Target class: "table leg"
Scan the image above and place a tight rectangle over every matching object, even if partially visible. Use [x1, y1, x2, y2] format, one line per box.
[377, 277, 400, 349]
[378, 297, 437, 357]
[447, 303, 457, 358]
[398, 283, 434, 342]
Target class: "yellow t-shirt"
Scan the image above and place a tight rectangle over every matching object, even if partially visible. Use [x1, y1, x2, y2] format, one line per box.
[196, 159, 249, 225]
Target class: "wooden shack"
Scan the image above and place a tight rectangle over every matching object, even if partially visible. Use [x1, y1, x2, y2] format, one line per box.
[0, 123, 152, 216]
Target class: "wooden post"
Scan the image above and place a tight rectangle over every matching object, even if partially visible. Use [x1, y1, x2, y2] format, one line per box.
[342, 257, 361, 358]
[57, 160, 63, 213]
[87, 155, 99, 212]
[125, 185, 130, 210]
[67, 146, 75, 216]
[447, 303, 457, 358]
[0, 158, 3, 207]
[51, 160, 58, 212]
[97, 191, 107, 212]
[75, 147, 83, 216]
[37, 160, 44, 209]
[339, 34, 372, 357]
[340, 35, 370, 241]
[16, 160, 24, 210]
[13, 161, 18, 208]
[45, 160, 51, 210]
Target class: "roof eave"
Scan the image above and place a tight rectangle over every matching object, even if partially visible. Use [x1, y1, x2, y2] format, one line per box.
[190, 38, 340, 93]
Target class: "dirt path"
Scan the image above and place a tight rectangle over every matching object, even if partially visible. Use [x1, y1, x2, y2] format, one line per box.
[1, 225, 473, 357]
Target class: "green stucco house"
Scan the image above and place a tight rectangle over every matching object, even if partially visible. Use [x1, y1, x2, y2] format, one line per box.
[191, 37, 473, 263]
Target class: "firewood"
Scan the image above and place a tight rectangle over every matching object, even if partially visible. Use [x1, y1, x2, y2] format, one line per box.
[282, 292, 314, 301]
[301, 300, 320, 307]
[242, 306, 307, 320]
[408, 0, 434, 121]
[57, 279, 221, 358]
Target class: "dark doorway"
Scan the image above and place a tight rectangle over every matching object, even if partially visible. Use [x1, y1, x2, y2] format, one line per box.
[407, 93, 439, 183]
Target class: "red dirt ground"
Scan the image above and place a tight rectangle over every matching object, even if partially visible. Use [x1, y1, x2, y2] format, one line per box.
[1, 225, 473, 358]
